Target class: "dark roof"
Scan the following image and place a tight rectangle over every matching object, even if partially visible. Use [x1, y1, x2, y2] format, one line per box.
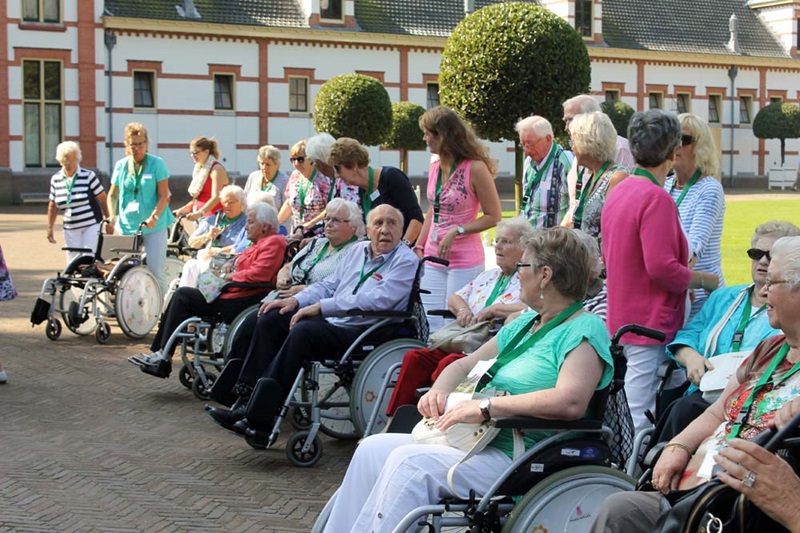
[103, 0, 308, 28]
[601, 0, 789, 58]
[104, 0, 791, 59]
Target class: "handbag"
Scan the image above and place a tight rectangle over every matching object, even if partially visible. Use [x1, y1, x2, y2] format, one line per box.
[603, 379, 635, 467]
[429, 320, 492, 354]
[197, 270, 226, 303]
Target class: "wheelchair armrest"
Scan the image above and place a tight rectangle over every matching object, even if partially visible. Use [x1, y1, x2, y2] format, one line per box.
[640, 441, 667, 469]
[657, 359, 679, 379]
[341, 309, 411, 319]
[428, 309, 455, 318]
[491, 416, 603, 432]
[110, 248, 141, 254]
[220, 281, 276, 293]
[62, 246, 94, 253]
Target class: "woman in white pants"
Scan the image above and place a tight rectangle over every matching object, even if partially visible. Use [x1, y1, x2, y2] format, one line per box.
[47, 141, 109, 265]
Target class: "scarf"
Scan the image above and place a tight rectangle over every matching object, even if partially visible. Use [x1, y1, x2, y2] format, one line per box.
[188, 156, 217, 198]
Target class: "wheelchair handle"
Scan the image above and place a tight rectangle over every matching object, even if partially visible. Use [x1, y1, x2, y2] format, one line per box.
[612, 324, 666, 345]
[421, 256, 449, 267]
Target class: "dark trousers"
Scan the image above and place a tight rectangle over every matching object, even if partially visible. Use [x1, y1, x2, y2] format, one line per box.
[237, 308, 366, 391]
[150, 287, 263, 356]
[646, 390, 710, 453]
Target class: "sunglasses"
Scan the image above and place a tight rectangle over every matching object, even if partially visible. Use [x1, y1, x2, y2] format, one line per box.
[746, 248, 771, 262]
[290, 156, 306, 164]
[681, 134, 694, 146]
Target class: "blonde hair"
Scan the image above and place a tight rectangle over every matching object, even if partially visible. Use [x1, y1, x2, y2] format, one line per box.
[191, 136, 220, 159]
[569, 112, 617, 163]
[290, 139, 307, 158]
[678, 113, 720, 179]
[329, 138, 370, 169]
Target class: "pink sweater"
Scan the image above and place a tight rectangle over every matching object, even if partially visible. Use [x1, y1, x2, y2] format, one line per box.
[601, 177, 692, 344]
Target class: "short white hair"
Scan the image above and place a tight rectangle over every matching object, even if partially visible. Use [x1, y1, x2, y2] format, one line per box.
[515, 116, 553, 138]
[326, 198, 365, 237]
[306, 133, 336, 163]
[562, 94, 601, 114]
[55, 141, 82, 165]
[220, 184, 247, 206]
[247, 202, 280, 234]
[771, 236, 800, 289]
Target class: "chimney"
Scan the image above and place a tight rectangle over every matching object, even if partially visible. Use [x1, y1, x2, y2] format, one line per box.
[176, 0, 202, 19]
[727, 13, 741, 54]
[464, 0, 475, 15]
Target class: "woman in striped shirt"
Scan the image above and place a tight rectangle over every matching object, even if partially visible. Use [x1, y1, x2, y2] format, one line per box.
[47, 141, 109, 265]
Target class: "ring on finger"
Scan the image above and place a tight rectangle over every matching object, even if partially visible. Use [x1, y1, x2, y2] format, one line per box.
[742, 470, 756, 488]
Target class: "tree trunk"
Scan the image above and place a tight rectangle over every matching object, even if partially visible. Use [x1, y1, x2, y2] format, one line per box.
[514, 140, 523, 213]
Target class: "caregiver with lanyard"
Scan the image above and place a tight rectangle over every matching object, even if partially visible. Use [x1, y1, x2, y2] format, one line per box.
[107, 122, 175, 295]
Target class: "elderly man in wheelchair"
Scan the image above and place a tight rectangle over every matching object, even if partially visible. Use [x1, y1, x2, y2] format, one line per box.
[129, 201, 287, 379]
[590, 235, 800, 533]
[206, 204, 418, 438]
[316, 227, 625, 532]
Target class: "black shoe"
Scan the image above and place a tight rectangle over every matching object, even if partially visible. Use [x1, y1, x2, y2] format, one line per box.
[207, 402, 247, 431]
[231, 419, 250, 436]
[140, 359, 171, 379]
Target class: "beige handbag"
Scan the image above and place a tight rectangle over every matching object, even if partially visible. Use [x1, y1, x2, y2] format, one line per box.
[428, 320, 492, 354]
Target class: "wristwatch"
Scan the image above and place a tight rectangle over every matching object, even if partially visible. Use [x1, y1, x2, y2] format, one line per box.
[456, 225, 466, 236]
[479, 398, 492, 421]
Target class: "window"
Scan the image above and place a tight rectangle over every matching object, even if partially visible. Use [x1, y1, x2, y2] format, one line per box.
[770, 96, 783, 105]
[426, 83, 440, 109]
[649, 92, 663, 110]
[604, 90, 620, 103]
[23, 59, 61, 167]
[22, 0, 60, 23]
[676, 93, 690, 114]
[133, 71, 155, 108]
[575, 0, 593, 37]
[739, 96, 752, 124]
[708, 95, 722, 123]
[289, 77, 308, 112]
[214, 74, 234, 110]
[320, 0, 342, 20]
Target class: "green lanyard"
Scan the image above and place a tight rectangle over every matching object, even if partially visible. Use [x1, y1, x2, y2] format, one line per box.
[673, 169, 702, 208]
[63, 174, 76, 206]
[261, 170, 278, 193]
[522, 143, 557, 214]
[728, 343, 798, 440]
[631, 167, 661, 186]
[299, 236, 357, 282]
[731, 286, 767, 352]
[359, 167, 376, 220]
[483, 301, 583, 384]
[352, 251, 390, 295]
[297, 169, 317, 218]
[573, 160, 611, 228]
[127, 156, 146, 196]
[484, 273, 513, 307]
[328, 175, 337, 203]
[434, 160, 459, 223]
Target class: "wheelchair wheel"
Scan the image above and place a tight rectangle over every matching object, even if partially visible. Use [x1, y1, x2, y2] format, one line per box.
[46, 317, 62, 340]
[221, 304, 260, 363]
[301, 372, 359, 440]
[350, 338, 425, 436]
[178, 364, 194, 389]
[501, 466, 636, 533]
[59, 286, 96, 336]
[192, 371, 217, 401]
[114, 266, 162, 338]
[95, 322, 111, 344]
[286, 430, 323, 468]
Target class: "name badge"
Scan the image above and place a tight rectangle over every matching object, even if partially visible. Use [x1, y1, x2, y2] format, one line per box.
[143, 174, 153, 181]
[370, 189, 381, 201]
[125, 201, 140, 212]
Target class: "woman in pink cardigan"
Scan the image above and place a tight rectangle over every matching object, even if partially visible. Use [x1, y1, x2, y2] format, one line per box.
[601, 109, 715, 432]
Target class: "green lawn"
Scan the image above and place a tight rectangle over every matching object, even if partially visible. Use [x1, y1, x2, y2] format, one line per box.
[485, 199, 799, 285]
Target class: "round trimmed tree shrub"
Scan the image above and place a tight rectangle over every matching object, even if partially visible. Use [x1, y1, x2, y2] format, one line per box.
[313, 73, 392, 146]
[384, 101, 427, 172]
[753, 101, 800, 166]
[601, 100, 635, 139]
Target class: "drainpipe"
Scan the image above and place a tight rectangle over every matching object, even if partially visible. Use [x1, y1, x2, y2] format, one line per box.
[105, 30, 117, 178]
[726, 14, 739, 189]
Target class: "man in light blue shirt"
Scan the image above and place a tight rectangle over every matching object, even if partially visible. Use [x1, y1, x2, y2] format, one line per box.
[207, 204, 418, 432]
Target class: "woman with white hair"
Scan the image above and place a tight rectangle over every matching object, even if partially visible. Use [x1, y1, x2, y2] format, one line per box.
[306, 132, 361, 205]
[243, 145, 290, 213]
[133, 202, 288, 380]
[47, 141, 110, 264]
[666, 113, 726, 318]
[566, 111, 629, 239]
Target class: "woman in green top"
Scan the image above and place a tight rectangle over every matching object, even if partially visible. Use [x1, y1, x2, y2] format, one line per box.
[323, 226, 614, 532]
[107, 122, 175, 293]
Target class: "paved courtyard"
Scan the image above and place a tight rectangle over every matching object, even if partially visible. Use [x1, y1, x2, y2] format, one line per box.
[0, 206, 355, 532]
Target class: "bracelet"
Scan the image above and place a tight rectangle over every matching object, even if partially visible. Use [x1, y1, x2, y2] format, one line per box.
[151, 213, 159, 221]
[663, 442, 692, 458]
[700, 274, 705, 290]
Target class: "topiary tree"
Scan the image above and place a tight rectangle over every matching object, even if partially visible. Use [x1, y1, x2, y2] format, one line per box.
[384, 101, 427, 173]
[313, 73, 393, 146]
[601, 100, 635, 139]
[439, 2, 591, 208]
[753, 101, 800, 166]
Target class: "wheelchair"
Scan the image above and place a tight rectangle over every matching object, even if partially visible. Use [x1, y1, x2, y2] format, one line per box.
[31, 221, 163, 344]
[312, 323, 666, 532]
[214, 255, 446, 467]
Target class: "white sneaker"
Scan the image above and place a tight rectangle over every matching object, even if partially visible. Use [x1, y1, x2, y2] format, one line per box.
[129, 352, 161, 366]
[0, 369, 7, 384]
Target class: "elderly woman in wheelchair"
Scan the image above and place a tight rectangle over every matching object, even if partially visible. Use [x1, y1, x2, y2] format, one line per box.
[320, 227, 616, 532]
[591, 235, 800, 533]
[129, 202, 287, 379]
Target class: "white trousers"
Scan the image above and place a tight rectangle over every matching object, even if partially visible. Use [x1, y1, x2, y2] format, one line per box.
[420, 264, 484, 333]
[623, 344, 673, 433]
[324, 433, 511, 533]
[63, 223, 101, 265]
[142, 229, 169, 295]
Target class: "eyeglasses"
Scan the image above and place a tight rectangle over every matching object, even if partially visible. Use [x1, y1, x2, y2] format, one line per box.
[515, 262, 532, 272]
[324, 216, 348, 225]
[765, 278, 788, 289]
[189, 150, 200, 155]
[128, 141, 146, 148]
[493, 237, 514, 246]
[290, 156, 306, 164]
[681, 134, 694, 146]
[747, 248, 771, 262]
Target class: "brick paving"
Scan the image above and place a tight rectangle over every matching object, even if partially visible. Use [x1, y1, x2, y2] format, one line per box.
[0, 206, 354, 532]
